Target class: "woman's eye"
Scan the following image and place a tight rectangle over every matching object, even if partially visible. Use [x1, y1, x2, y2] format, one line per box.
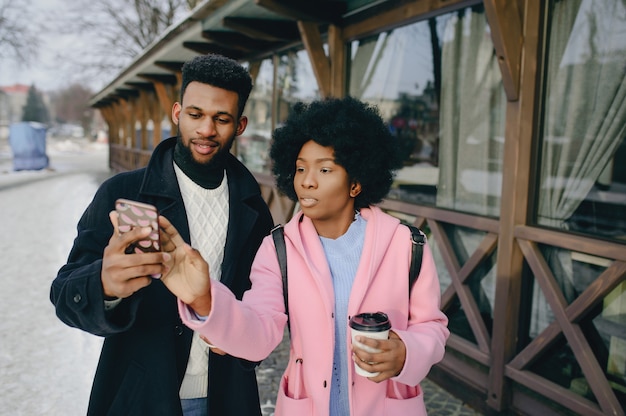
[321, 168, 331, 173]
[295, 167, 305, 173]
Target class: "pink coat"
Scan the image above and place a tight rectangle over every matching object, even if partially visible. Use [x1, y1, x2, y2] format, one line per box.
[179, 206, 449, 415]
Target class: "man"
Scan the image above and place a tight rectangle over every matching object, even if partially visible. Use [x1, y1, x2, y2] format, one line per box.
[50, 54, 273, 416]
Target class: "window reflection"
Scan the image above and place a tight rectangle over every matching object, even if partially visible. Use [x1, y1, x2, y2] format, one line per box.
[529, 0, 626, 406]
[240, 50, 320, 174]
[350, 6, 505, 217]
[276, 50, 320, 125]
[537, 0, 626, 241]
[240, 59, 274, 173]
[528, 246, 626, 406]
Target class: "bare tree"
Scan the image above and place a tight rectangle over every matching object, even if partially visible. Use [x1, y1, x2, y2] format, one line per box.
[0, 0, 39, 65]
[53, 0, 191, 89]
[50, 83, 95, 134]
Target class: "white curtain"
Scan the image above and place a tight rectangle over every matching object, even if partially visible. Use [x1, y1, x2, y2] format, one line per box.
[436, 7, 506, 218]
[349, 33, 392, 100]
[537, 0, 626, 228]
[532, 0, 626, 337]
[434, 8, 505, 324]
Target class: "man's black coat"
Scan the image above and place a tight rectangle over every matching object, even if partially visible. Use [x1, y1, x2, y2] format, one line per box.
[50, 137, 273, 415]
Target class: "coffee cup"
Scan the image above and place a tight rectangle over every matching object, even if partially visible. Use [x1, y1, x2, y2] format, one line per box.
[349, 312, 391, 377]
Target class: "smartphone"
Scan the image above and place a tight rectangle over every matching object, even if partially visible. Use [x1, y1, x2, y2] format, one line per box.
[115, 198, 160, 253]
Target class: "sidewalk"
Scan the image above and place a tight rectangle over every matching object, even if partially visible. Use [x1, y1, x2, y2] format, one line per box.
[0, 136, 479, 415]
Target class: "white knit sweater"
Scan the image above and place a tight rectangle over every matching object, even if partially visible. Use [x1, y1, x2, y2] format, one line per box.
[174, 163, 229, 399]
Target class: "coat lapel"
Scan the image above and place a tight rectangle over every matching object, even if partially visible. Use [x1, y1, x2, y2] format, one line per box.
[220, 155, 259, 286]
[139, 137, 191, 242]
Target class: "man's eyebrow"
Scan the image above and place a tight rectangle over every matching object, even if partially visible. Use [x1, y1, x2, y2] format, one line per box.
[184, 105, 234, 118]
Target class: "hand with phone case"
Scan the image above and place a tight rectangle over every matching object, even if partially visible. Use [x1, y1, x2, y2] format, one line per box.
[100, 199, 167, 300]
[115, 199, 161, 253]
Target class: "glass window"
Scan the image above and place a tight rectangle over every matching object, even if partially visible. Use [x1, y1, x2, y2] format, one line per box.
[276, 49, 320, 126]
[536, 0, 626, 241]
[527, 246, 626, 407]
[239, 58, 274, 173]
[349, 5, 506, 218]
[528, 1, 626, 406]
[431, 224, 497, 341]
[239, 50, 320, 174]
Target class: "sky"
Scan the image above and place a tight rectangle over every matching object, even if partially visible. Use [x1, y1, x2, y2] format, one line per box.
[0, 0, 107, 93]
[1, 0, 196, 93]
[1, 36, 82, 92]
[1, 0, 68, 91]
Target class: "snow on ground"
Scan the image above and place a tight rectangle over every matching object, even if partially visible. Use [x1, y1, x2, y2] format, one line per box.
[0, 138, 110, 415]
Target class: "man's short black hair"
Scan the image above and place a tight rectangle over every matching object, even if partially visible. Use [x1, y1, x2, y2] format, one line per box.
[180, 54, 253, 117]
[270, 96, 403, 209]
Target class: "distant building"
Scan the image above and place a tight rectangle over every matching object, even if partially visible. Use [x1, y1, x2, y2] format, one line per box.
[0, 84, 30, 140]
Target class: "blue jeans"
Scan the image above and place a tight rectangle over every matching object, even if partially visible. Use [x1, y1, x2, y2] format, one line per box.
[181, 398, 208, 416]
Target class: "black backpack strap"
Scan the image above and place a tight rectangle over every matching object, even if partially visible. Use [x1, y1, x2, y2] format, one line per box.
[406, 224, 425, 293]
[271, 225, 289, 334]
[274, 223, 423, 332]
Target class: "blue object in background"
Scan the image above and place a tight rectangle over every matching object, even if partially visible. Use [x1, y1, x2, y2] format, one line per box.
[9, 122, 49, 171]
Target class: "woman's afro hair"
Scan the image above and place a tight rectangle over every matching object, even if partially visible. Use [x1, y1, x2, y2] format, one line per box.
[270, 96, 403, 209]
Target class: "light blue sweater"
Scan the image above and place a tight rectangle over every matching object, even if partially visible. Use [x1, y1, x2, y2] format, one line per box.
[319, 213, 366, 416]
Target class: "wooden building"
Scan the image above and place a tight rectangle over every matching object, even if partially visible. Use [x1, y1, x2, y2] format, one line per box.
[90, 1, 626, 414]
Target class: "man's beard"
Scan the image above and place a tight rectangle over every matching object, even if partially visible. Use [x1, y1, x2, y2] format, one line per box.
[173, 129, 233, 189]
[175, 129, 233, 168]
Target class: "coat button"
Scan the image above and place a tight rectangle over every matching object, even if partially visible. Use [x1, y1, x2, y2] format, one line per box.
[73, 294, 82, 303]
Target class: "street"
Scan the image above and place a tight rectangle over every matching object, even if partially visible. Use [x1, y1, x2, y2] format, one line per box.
[0, 137, 109, 415]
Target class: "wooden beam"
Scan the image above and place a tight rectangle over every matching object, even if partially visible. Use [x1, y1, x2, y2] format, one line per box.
[487, 0, 540, 410]
[201, 30, 280, 52]
[255, 0, 345, 24]
[98, 106, 118, 144]
[343, 0, 476, 41]
[182, 41, 243, 59]
[125, 82, 155, 91]
[154, 61, 184, 73]
[153, 82, 175, 113]
[115, 88, 139, 100]
[297, 21, 330, 98]
[137, 73, 178, 85]
[223, 17, 299, 42]
[509, 260, 626, 370]
[328, 24, 345, 98]
[247, 60, 262, 84]
[515, 226, 626, 262]
[428, 218, 492, 353]
[136, 91, 151, 150]
[518, 241, 625, 414]
[483, 0, 523, 101]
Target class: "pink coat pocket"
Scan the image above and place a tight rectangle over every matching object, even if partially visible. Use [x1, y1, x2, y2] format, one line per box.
[275, 374, 313, 416]
[383, 394, 426, 415]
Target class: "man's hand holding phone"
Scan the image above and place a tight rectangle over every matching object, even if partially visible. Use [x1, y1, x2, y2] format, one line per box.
[115, 199, 160, 253]
[101, 200, 169, 300]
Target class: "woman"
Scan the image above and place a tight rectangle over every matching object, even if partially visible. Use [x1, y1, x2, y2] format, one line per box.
[158, 96, 449, 415]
